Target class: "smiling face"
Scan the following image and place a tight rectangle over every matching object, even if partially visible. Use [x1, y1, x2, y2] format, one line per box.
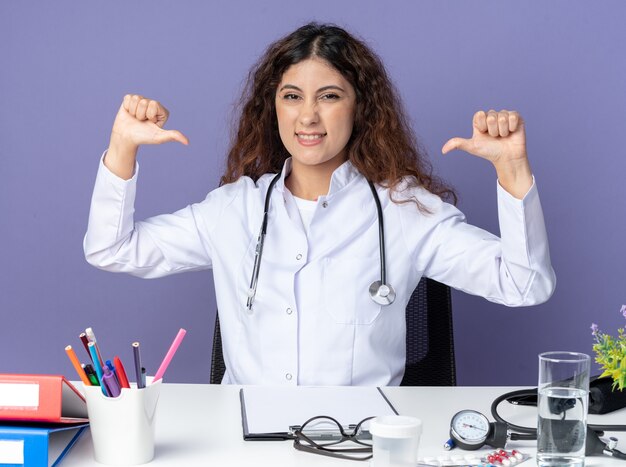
[275, 58, 356, 174]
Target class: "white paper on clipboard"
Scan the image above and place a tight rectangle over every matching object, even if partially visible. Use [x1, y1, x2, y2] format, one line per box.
[240, 386, 397, 439]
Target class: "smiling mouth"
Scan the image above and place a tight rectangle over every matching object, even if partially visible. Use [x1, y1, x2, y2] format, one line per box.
[296, 133, 326, 140]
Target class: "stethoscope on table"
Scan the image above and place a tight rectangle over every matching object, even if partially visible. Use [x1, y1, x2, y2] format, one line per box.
[246, 172, 396, 311]
[447, 389, 626, 460]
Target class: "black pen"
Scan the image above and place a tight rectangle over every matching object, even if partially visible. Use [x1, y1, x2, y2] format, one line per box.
[132, 342, 145, 389]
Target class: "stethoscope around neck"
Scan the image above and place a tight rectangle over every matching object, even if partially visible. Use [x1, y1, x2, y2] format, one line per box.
[246, 172, 396, 312]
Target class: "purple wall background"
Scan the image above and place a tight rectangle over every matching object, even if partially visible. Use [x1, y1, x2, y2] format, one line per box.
[1, 1, 625, 385]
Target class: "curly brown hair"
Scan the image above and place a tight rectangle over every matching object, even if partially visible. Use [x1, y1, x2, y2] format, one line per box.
[221, 22, 457, 205]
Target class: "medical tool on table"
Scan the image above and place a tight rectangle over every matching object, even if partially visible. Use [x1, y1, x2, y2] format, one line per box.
[445, 389, 626, 461]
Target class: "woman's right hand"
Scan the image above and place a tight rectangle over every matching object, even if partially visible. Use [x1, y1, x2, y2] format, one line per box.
[105, 95, 189, 179]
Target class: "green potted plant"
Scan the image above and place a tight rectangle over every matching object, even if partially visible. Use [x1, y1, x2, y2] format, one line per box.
[591, 305, 626, 391]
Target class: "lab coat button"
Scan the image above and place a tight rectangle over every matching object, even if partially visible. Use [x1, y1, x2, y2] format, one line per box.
[296, 254, 302, 260]
[286, 307, 293, 315]
[285, 373, 292, 380]
[322, 201, 328, 208]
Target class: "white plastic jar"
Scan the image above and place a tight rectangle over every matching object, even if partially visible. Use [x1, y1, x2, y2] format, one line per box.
[369, 415, 422, 467]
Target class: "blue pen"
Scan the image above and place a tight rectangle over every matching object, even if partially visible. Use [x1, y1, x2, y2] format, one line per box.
[88, 342, 109, 396]
[85, 327, 104, 368]
[106, 359, 120, 386]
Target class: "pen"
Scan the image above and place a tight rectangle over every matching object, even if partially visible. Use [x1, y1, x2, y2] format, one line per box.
[443, 438, 456, 450]
[105, 359, 120, 385]
[84, 364, 100, 386]
[88, 341, 108, 395]
[132, 342, 145, 389]
[64, 345, 91, 386]
[79, 333, 92, 362]
[141, 367, 146, 388]
[114, 356, 131, 389]
[153, 328, 187, 382]
[85, 327, 104, 368]
[102, 366, 121, 397]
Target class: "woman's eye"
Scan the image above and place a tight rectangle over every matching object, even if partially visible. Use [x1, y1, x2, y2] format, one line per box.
[283, 93, 300, 100]
[320, 93, 340, 100]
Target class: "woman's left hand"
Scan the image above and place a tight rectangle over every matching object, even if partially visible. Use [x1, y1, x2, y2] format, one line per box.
[442, 109, 533, 199]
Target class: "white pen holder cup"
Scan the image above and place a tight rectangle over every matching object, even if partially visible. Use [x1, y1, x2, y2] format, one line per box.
[369, 416, 422, 467]
[83, 377, 161, 466]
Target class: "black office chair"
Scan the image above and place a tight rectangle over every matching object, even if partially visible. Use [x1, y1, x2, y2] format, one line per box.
[400, 277, 456, 386]
[210, 277, 456, 386]
[210, 315, 227, 385]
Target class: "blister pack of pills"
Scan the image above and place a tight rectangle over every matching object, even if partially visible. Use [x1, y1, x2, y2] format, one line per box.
[416, 449, 531, 466]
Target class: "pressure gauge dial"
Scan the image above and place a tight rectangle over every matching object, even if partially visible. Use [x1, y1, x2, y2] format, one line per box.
[450, 409, 491, 450]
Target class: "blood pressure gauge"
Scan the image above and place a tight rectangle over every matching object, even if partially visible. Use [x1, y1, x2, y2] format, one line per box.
[450, 409, 492, 450]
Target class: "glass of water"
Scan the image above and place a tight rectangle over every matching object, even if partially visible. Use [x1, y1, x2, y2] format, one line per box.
[537, 351, 590, 467]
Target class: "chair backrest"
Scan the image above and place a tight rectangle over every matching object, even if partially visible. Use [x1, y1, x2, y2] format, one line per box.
[210, 277, 455, 386]
[400, 277, 456, 386]
[210, 314, 226, 385]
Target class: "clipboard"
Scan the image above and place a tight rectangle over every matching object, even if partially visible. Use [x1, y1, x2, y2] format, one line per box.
[240, 386, 398, 441]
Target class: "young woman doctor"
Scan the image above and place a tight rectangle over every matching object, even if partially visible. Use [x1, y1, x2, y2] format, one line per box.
[84, 23, 556, 386]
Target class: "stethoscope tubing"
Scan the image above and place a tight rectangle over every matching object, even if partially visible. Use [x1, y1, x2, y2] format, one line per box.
[490, 388, 626, 438]
[366, 180, 387, 286]
[246, 172, 393, 310]
[246, 173, 281, 310]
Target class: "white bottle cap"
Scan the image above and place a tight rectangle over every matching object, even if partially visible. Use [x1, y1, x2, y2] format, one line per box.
[369, 415, 422, 439]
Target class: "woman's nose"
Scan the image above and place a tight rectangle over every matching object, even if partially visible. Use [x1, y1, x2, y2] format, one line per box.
[299, 101, 319, 126]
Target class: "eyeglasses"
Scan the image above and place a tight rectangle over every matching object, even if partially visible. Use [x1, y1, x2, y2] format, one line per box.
[292, 415, 375, 461]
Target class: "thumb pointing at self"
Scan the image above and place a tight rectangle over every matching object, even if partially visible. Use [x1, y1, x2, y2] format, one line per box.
[441, 137, 472, 155]
[153, 128, 190, 146]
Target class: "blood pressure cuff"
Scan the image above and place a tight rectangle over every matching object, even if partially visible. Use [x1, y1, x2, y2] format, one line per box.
[589, 376, 626, 414]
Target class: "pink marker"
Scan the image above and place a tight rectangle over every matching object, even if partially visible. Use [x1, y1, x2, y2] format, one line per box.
[153, 328, 187, 382]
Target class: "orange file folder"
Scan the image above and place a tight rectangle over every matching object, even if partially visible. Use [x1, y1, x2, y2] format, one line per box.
[0, 374, 88, 424]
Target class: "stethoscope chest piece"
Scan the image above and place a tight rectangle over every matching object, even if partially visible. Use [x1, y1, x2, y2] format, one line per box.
[369, 281, 396, 305]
